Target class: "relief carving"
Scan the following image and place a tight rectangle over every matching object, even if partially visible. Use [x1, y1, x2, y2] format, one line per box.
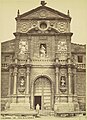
[19, 39, 28, 55]
[18, 21, 31, 33]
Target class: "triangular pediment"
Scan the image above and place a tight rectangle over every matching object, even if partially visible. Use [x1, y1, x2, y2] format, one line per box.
[17, 6, 71, 20]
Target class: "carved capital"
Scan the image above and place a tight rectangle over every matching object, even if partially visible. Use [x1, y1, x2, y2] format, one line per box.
[68, 67, 72, 74]
[26, 67, 30, 74]
[25, 63, 32, 68]
[14, 67, 18, 76]
[54, 62, 60, 68]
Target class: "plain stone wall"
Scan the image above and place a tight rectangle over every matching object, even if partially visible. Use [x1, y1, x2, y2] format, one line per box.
[76, 71, 86, 110]
[1, 71, 9, 97]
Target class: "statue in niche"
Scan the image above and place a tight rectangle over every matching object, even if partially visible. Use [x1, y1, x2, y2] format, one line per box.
[20, 78, 25, 86]
[60, 76, 66, 87]
[18, 77, 25, 92]
[40, 44, 46, 57]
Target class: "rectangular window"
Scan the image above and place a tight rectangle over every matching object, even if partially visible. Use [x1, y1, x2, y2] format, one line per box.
[78, 56, 83, 63]
[5, 56, 9, 62]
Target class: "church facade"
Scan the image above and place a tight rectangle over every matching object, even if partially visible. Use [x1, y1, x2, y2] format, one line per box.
[1, 2, 86, 113]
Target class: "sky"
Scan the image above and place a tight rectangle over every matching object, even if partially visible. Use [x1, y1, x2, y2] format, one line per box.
[0, 0, 87, 44]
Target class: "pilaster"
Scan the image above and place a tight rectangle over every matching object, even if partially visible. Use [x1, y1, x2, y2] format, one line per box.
[31, 84, 34, 109]
[8, 67, 12, 96]
[73, 66, 77, 95]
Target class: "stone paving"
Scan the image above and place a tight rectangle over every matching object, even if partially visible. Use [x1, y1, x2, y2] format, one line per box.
[35, 116, 87, 120]
[1, 115, 87, 120]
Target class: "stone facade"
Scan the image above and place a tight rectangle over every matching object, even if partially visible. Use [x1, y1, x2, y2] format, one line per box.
[1, 2, 86, 113]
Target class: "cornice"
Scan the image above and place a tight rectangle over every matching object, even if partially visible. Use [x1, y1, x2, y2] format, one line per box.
[13, 32, 73, 37]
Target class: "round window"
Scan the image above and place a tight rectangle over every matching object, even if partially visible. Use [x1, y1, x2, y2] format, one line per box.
[40, 22, 47, 30]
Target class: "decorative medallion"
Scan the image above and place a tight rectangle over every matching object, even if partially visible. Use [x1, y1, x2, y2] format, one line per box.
[40, 10, 47, 17]
[20, 22, 30, 33]
[57, 22, 66, 32]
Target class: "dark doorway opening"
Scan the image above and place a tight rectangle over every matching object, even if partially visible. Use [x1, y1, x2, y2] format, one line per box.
[34, 96, 41, 110]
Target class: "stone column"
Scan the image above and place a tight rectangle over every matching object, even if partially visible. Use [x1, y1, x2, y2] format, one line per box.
[55, 67, 59, 94]
[13, 67, 17, 95]
[25, 66, 30, 106]
[68, 58, 72, 95]
[68, 67, 72, 95]
[26, 67, 30, 94]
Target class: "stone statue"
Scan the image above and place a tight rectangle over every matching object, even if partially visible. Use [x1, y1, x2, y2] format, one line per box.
[60, 76, 66, 87]
[20, 78, 25, 86]
[40, 45, 46, 57]
[19, 40, 28, 55]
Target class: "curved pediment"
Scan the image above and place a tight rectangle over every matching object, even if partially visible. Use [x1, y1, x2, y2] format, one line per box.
[27, 26, 60, 34]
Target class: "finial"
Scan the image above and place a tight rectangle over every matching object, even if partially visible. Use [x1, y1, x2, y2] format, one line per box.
[17, 9, 20, 17]
[41, 1, 47, 6]
[67, 10, 70, 16]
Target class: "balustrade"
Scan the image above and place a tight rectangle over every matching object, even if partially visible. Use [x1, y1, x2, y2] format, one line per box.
[1, 63, 8, 68]
[77, 64, 85, 69]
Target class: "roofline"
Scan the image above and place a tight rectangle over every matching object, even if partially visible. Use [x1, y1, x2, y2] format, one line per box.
[1, 39, 15, 44]
[15, 5, 71, 21]
[71, 42, 86, 46]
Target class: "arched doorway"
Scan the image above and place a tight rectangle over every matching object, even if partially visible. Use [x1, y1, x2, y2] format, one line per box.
[34, 76, 52, 110]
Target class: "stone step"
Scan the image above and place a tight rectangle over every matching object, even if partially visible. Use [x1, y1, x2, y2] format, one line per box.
[39, 110, 54, 116]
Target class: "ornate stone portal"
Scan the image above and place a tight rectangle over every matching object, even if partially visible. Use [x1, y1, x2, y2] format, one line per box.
[1, 1, 86, 115]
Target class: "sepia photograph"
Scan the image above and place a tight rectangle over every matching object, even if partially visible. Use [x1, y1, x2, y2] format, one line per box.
[0, 0, 87, 119]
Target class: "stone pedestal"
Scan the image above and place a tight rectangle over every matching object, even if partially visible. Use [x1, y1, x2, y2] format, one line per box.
[10, 103, 30, 112]
[54, 103, 75, 112]
[54, 95, 79, 113]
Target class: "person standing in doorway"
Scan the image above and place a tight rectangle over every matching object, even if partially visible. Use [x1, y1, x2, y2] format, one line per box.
[36, 104, 40, 116]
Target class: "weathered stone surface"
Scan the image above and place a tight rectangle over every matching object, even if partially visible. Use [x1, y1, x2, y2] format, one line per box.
[1, 1, 86, 114]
